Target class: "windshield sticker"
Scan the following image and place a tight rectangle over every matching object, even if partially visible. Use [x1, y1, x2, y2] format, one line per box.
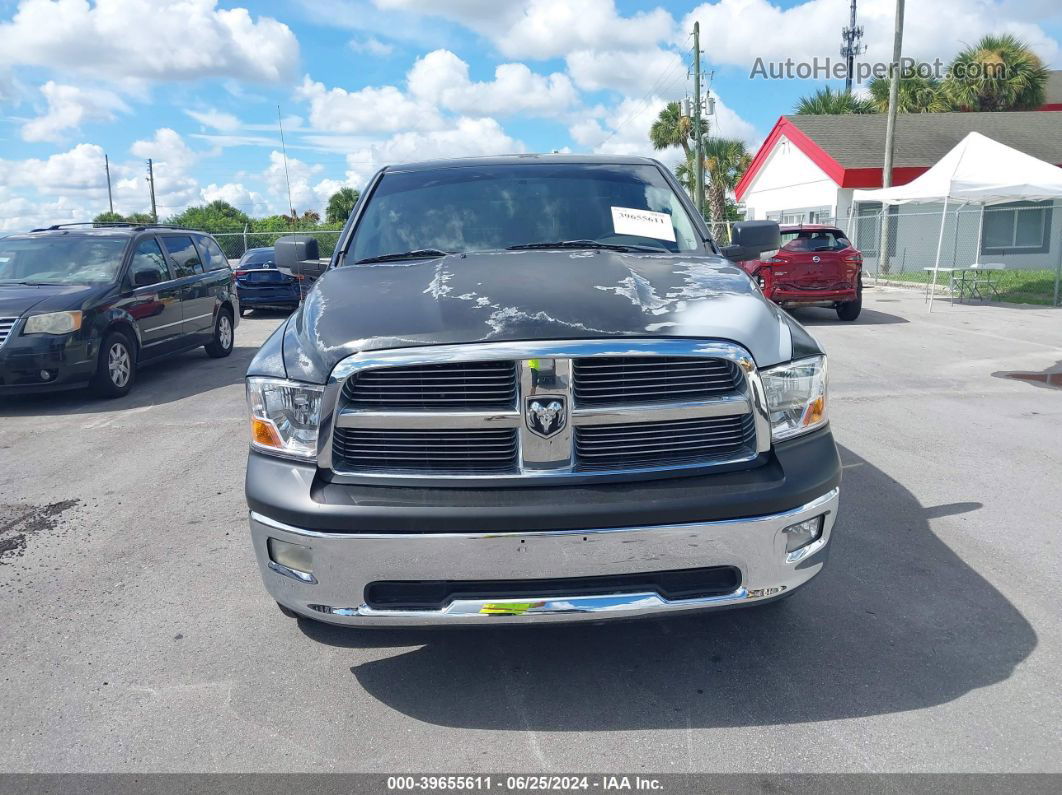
[610, 206, 676, 242]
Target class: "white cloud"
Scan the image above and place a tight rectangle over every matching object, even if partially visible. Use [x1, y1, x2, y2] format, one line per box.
[297, 75, 444, 134]
[375, 0, 674, 60]
[200, 182, 269, 215]
[0, 0, 300, 84]
[566, 48, 685, 95]
[261, 151, 354, 215]
[349, 36, 395, 57]
[186, 109, 242, 132]
[20, 81, 131, 143]
[407, 49, 578, 117]
[343, 117, 524, 185]
[682, 0, 1059, 74]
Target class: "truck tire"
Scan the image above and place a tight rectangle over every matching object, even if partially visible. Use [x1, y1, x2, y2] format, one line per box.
[91, 330, 136, 398]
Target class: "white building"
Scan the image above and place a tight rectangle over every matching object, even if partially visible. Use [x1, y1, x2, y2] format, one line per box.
[736, 111, 1062, 271]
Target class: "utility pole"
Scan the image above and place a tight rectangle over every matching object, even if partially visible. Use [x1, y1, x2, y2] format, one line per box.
[841, 0, 865, 94]
[878, 0, 904, 274]
[692, 21, 705, 221]
[104, 154, 114, 214]
[146, 158, 158, 223]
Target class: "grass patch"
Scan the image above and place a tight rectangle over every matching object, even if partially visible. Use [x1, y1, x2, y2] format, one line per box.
[871, 268, 1061, 306]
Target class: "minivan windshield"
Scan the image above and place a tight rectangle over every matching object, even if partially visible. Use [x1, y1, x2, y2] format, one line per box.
[0, 236, 127, 285]
[349, 163, 703, 263]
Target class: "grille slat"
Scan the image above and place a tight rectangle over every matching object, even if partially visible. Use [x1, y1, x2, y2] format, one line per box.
[575, 415, 754, 470]
[573, 356, 740, 406]
[333, 427, 518, 474]
[0, 317, 17, 347]
[344, 361, 517, 410]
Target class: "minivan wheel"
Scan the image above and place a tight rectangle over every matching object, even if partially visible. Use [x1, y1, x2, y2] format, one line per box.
[205, 309, 234, 358]
[836, 287, 862, 321]
[91, 330, 136, 398]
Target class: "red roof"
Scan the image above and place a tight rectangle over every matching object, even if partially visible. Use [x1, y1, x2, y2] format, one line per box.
[735, 117, 927, 201]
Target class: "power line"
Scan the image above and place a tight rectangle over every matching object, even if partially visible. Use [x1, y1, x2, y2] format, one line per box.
[598, 53, 687, 147]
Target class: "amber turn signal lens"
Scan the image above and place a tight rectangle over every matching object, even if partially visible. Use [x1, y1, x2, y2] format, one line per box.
[804, 396, 826, 426]
[251, 417, 283, 449]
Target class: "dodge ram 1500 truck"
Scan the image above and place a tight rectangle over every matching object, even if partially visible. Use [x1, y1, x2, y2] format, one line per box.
[244, 154, 841, 626]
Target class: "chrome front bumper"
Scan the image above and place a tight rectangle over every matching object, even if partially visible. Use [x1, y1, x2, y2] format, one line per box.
[250, 488, 839, 626]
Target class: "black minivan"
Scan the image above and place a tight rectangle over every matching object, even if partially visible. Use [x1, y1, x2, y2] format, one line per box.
[0, 223, 239, 398]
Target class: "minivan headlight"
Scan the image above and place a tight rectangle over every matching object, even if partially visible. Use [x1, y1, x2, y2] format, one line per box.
[761, 355, 828, 441]
[23, 311, 82, 335]
[246, 377, 324, 459]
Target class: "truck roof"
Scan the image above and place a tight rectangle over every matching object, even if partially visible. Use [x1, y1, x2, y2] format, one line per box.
[383, 153, 663, 173]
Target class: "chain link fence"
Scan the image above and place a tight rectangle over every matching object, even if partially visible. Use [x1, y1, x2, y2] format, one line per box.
[206, 228, 344, 264]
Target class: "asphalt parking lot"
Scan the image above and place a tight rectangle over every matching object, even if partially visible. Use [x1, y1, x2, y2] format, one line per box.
[1, 290, 1060, 773]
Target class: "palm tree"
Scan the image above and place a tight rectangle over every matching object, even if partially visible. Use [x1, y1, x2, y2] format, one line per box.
[702, 138, 751, 244]
[649, 101, 706, 162]
[325, 187, 361, 225]
[673, 157, 695, 195]
[794, 86, 874, 115]
[944, 34, 1048, 111]
[868, 75, 952, 113]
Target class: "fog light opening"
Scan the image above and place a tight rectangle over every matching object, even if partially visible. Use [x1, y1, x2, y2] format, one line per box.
[782, 515, 824, 557]
[267, 538, 316, 583]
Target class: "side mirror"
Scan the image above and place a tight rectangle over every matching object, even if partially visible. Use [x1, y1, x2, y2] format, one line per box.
[275, 235, 320, 269]
[133, 269, 161, 287]
[721, 220, 781, 263]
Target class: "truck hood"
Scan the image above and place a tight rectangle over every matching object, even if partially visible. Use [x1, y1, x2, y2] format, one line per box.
[280, 250, 796, 382]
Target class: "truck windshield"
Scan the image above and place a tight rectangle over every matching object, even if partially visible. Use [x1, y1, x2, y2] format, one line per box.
[349, 163, 703, 263]
[0, 236, 128, 285]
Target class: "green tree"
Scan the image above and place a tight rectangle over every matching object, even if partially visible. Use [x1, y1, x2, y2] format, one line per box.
[944, 34, 1048, 111]
[325, 187, 360, 225]
[92, 211, 127, 225]
[126, 212, 156, 224]
[649, 101, 706, 162]
[167, 200, 250, 232]
[794, 86, 874, 115]
[702, 138, 752, 245]
[868, 75, 952, 113]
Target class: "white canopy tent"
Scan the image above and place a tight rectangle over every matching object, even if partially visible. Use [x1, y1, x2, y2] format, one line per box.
[852, 131, 1062, 308]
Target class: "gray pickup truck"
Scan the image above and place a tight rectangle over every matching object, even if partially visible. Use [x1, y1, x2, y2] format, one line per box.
[244, 154, 840, 625]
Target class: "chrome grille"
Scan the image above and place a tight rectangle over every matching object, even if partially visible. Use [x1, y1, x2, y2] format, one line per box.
[575, 415, 755, 470]
[573, 356, 740, 405]
[342, 361, 517, 410]
[0, 317, 17, 348]
[333, 427, 518, 474]
[327, 340, 768, 482]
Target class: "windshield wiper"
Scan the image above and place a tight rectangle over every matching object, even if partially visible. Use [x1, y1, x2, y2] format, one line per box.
[507, 240, 667, 253]
[0, 280, 57, 286]
[355, 249, 453, 264]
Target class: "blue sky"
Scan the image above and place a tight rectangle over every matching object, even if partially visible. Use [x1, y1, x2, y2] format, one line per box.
[1, 0, 1059, 230]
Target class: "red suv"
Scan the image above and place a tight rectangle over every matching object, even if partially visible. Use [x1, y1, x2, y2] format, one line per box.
[739, 225, 863, 321]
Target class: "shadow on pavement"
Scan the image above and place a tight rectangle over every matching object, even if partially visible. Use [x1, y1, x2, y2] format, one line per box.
[0, 339, 261, 417]
[787, 306, 909, 326]
[299, 445, 1034, 729]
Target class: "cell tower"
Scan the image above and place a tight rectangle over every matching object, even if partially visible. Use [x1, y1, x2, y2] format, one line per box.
[840, 0, 866, 93]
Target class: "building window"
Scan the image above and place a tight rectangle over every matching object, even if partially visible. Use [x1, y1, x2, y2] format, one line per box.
[981, 201, 1053, 255]
[767, 206, 833, 225]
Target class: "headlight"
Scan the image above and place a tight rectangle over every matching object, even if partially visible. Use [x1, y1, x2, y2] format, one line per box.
[761, 355, 828, 441]
[246, 377, 324, 459]
[23, 311, 82, 335]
